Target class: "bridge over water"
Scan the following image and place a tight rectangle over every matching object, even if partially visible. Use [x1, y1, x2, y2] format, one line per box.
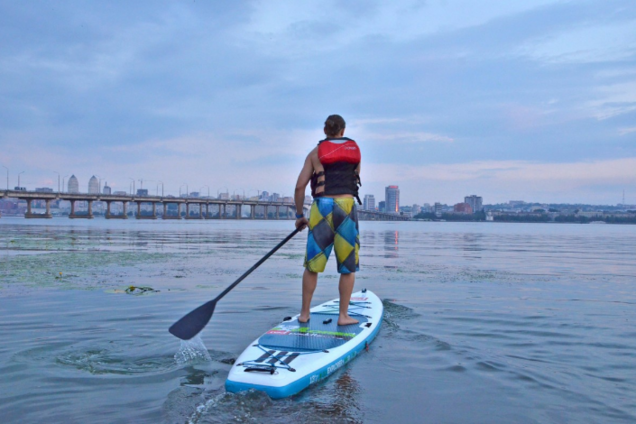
[1, 190, 409, 221]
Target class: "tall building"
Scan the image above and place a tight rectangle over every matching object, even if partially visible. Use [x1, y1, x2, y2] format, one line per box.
[363, 194, 376, 211]
[103, 182, 111, 195]
[434, 202, 443, 217]
[378, 201, 386, 212]
[88, 176, 99, 194]
[68, 175, 79, 193]
[464, 195, 483, 212]
[385, 185, 399, 213]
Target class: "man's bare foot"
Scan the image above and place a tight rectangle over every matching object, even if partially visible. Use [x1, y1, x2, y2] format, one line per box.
[298, 314, 310, 324]
[337, 316, 359, 326]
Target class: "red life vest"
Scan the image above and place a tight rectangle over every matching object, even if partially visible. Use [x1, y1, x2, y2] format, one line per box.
[318, 137, 361, 165]
[311, 137, 361, 204]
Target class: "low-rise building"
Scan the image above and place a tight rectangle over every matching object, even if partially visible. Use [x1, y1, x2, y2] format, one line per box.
[453, 203, 473, 214]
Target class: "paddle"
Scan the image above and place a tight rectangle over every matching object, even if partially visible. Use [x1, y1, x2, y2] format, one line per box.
[169, 228, 301, 340]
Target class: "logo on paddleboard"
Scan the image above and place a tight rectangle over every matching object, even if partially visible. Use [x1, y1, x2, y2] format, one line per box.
[266, 329, 291, 335]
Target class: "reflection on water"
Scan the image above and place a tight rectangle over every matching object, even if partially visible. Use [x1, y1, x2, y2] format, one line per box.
[382, 230, 399, 259]
[1, 219, 635, 423]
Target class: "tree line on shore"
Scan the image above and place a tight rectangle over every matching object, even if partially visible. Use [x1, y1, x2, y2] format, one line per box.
[413, 211, 636, 224]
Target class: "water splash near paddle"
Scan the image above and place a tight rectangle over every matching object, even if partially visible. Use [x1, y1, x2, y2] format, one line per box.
[174, 335, 212, 365]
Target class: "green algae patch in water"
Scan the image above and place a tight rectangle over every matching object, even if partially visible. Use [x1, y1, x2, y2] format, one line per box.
[104, 286, 161, 296]
[195, 284, 221, 289]
[0, 251, 175, 291]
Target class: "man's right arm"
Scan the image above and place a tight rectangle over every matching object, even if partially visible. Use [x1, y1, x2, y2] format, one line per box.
[294, 153, 314, 229]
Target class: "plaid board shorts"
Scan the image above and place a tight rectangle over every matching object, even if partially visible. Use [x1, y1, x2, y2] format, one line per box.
[304, 197, 360, 274]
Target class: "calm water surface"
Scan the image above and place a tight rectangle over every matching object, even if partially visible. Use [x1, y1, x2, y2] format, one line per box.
[0, 218, 635, 423]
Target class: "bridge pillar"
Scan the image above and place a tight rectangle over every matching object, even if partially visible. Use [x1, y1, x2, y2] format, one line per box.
[88, 200, 93, 218]
[264, 206, 268, 220]
[221, 204, 226, 219]
[137, 202, 141, 217]
[276, 206, 280, 219]
[24, 198, 53, 219]
[162, 202, 178, 219]
[236, 204, 241, 219]
[105, 201, 126, 219]
[123, 202, 127, 217]
[152, 202, 156, 218]
[186, 203, 190, 218]
[251, 205, 255, 219]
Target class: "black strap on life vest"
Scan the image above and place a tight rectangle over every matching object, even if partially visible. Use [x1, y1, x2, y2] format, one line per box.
[310, 171, 325, 197]
[311, 165, 361, 204]
[325, 162, 362, 204]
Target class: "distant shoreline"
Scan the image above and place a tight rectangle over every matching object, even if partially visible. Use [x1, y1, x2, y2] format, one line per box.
[1, 215, 635, 225]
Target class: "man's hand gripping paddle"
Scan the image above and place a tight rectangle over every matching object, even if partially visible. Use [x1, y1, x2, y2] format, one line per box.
[169, 228, 301, 340]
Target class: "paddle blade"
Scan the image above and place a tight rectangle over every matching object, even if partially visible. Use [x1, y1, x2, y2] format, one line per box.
[169, 299, 217, 340]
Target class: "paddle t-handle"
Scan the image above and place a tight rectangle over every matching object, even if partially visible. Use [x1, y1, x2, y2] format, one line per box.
[169, 228, 301, 340]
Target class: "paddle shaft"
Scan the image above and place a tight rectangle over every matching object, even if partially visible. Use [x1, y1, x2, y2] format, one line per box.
[169, 227, 302, 339]
[212, 227, 301, 304]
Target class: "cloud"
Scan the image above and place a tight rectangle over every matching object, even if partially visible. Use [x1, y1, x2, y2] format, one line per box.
[516, 20, 636, 64]
[619, 127, 636, 136]
[586, 81, 636, 120]
[367, 132, 454, 144]
[367, 157, 636, 183]
[363, 157, 636, 204]
[1, 0, 635, 205]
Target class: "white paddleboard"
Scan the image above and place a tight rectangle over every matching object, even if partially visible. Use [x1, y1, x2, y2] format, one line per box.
[225, 289, 383, 399]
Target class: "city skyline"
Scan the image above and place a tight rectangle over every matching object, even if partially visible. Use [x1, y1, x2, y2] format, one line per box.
[3, 181, 634, 222]
[3, 168, 634, 209]
[1, 1, 635, 205]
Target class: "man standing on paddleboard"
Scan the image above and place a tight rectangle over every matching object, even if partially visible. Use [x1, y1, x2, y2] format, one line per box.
[294, 114, 362, 326]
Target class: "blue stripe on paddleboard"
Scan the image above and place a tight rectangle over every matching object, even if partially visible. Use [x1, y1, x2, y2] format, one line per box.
[225, 310, 383, 399]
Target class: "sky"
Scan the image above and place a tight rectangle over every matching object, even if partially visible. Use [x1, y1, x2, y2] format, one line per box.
[0, 0, 635, 205]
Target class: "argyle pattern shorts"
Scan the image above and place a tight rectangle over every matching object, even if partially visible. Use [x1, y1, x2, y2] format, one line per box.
[304, 197, 359, 274]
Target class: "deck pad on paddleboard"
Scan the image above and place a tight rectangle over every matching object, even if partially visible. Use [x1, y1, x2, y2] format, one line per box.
[226, 290, 383, 399]
[260, 313, 368, 352]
